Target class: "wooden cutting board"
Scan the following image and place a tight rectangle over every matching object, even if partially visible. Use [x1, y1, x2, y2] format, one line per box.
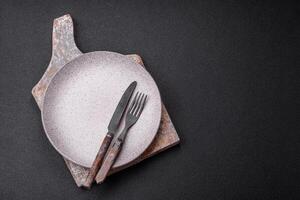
[32, 14, 180, 186]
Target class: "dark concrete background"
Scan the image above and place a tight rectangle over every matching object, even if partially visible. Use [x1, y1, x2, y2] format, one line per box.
[0, 0, 299, 199]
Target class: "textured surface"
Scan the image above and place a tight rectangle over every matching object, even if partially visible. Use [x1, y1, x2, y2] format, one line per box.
[1, 1, 298, 199]
[96, 139, 122, 183]
[32, 14, 179, 186]
[82, 133, 112, 188]
[42, 51, 162, 168]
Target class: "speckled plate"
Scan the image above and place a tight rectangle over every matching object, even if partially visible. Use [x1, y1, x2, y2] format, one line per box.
[42, 51, 161, 168]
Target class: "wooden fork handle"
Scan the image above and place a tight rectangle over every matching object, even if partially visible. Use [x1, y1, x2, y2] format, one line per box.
[95, 139, 122, 184]
[81, 133, 113, 189]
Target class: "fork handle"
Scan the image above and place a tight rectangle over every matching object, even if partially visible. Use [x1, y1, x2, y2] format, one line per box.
[81, 133, 113, 189]
[95, 139, 122, 184]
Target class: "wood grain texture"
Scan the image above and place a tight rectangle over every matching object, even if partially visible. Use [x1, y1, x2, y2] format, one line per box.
[81, 133, 113, 188]
[31, 14, 180, 187]
[96, 140, 122, 184]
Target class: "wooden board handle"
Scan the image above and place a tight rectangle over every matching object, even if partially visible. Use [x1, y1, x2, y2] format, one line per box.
[81, 133, 113, 188]
[32, 14, 82, 109]
[95, 139, 122, 184]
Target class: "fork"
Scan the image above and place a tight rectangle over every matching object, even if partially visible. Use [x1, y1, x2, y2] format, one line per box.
[95, 92, 147, 183]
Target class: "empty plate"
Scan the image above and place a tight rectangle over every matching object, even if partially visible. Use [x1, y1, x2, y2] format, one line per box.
[42, 51, 161, 168]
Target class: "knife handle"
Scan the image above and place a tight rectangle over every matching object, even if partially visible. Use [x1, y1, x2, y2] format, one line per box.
[95, 139, 122, 184]
[81, 133, 113, 189]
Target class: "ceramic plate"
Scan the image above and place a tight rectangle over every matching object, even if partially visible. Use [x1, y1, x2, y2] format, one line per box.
[42, 51, 161, 168]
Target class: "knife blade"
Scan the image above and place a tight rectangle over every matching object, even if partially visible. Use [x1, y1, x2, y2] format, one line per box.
[81, 81, 137, 189]
[108, 81, 137, 134]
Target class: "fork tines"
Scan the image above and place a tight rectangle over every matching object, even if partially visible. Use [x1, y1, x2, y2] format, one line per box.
[128, 92, 147, 117]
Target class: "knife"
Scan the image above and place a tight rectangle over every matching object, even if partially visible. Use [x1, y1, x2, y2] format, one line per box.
[95, 92, 147, 184]
[81, 81, 137, 188]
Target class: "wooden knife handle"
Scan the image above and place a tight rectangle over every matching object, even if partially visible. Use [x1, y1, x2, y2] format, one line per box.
[95, 139, 122, 184]
[81, 133, 113, 189]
